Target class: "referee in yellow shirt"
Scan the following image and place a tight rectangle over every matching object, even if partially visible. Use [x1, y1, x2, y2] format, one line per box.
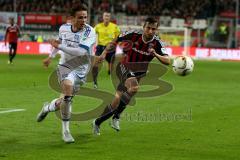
[92, 11, 120, 89]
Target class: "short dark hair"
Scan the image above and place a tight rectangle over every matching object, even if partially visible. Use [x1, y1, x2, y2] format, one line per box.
[103, 10, 111, 14]
[70, 4, 88, 16]
[144, 17, 159, 27]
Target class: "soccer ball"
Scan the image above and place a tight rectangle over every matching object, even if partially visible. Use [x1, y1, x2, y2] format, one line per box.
[172, 56, 194, 76]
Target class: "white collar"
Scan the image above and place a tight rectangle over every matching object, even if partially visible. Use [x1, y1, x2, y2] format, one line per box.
[142, 34, 154, 44]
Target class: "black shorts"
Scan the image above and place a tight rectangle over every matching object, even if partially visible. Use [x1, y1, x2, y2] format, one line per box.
[9, 42, 17, 51]
[116, 63, 146, 91]
[95, 45, 115, 63]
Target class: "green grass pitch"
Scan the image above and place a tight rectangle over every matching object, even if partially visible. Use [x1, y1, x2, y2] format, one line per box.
[0, 54, 240, 160]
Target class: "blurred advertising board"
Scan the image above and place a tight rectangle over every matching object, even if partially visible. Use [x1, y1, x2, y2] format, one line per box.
[0, 42, 240, 61]
[18, 13, 67, 31]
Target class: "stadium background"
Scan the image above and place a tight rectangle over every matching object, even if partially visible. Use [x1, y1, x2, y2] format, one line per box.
[0, 0, 240, 160]
[0, 0, 240, 60]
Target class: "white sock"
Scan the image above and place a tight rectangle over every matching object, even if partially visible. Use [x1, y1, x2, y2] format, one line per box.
[62, 121, 70, 133]
[44, 98, 59, 112]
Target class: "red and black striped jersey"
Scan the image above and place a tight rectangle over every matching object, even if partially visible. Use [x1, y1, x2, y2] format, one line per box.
[116, 30, 168, 72]
[5, 24, 20, 43]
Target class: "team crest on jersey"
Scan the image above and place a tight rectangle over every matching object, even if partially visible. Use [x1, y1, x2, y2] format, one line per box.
[84, 27, 91, 37]
[74, 35, 80, 42]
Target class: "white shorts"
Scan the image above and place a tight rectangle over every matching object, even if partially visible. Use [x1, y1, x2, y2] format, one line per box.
[57, 64, 86, 94]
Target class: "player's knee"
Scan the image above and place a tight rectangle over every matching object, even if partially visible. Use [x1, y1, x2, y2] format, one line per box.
[128, 85, 139, 94]
[62, 80, 73, 87]
[125, 77, 138, 87]
[126, 78, 139, 94]
[62, 80, 73, 94]
[132, 85, 139, 93]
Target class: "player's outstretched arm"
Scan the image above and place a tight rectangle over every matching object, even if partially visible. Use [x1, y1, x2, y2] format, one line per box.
[149, 48, 171, 65]
[96, 41, 117, 63]
[49, 39, 88, 56]
[43, 57, 52, 67]
[4, 29, 8, 46]
[43, 42, 59, 68]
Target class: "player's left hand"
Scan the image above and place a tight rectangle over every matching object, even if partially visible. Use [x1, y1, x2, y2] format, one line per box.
[49, 39, 60, 48]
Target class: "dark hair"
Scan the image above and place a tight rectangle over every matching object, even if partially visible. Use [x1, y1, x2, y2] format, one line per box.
[103, 10, 111, 14]
[144, 17, 159, 27]
[70, 4, 88, 16]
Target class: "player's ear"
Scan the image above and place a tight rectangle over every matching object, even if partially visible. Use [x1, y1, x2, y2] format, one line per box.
[143, 23, 146, 28]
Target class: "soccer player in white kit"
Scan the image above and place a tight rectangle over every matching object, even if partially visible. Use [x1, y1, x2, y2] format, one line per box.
[36, 5, 96, 143]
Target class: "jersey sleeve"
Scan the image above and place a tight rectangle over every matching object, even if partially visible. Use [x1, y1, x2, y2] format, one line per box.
[5, 26, 10, 34]
[155, 37, 168, 56]
[4, 27, 10, 41]
[94, 25, 98, 34]
[49, 25, 65, 58]
[49, 48, 59, 58]
[79, 27, 96, 55]
[114, 25, 121, 38]
[58, 24, 66, 42]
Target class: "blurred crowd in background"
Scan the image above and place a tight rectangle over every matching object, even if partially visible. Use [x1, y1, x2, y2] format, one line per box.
[0, 0, 236, 19]
[0, 0, 238, 48]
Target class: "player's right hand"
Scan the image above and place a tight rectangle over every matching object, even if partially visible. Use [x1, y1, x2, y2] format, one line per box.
[106, 42, 116, 52]
[48, 39, 60, 48]
[43, 57, 51, 67]
[95, 55, 105, 64]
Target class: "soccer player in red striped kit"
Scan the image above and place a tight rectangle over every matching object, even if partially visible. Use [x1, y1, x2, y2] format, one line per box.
[92, 17, 171, 135]
[4, 17, 20, 64]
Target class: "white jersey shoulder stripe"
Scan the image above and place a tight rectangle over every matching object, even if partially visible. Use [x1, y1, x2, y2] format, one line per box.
[154, 35, 165, 47]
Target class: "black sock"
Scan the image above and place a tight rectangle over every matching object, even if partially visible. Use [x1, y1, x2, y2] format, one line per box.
[92, 66, 99, 85]
[113, 100, 126, 119]
[95, 104, 114, 126]
[112, 91, 132, 119]
[9, 50, 12, 62]
[10, 51, 16, 62]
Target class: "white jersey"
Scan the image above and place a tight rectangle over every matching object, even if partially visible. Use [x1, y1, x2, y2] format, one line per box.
[58, 23, 96, 78]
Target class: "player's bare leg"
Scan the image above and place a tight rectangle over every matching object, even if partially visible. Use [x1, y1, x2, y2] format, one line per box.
[36, 98, 61, 122]
[91, 58, 99, 89]
[93, 77, 139, 134]
[37, 93, 63, 122]
[37, 79, 75, 143]
[8, 46, 13, 64]
[10, 47, 17, 64]
[60, 79, 74, 143]
[107, 62, 114, 75]
[109, 91, 122, 131]
[92, 91, 122, 135]
[111, 77, 139, 131]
